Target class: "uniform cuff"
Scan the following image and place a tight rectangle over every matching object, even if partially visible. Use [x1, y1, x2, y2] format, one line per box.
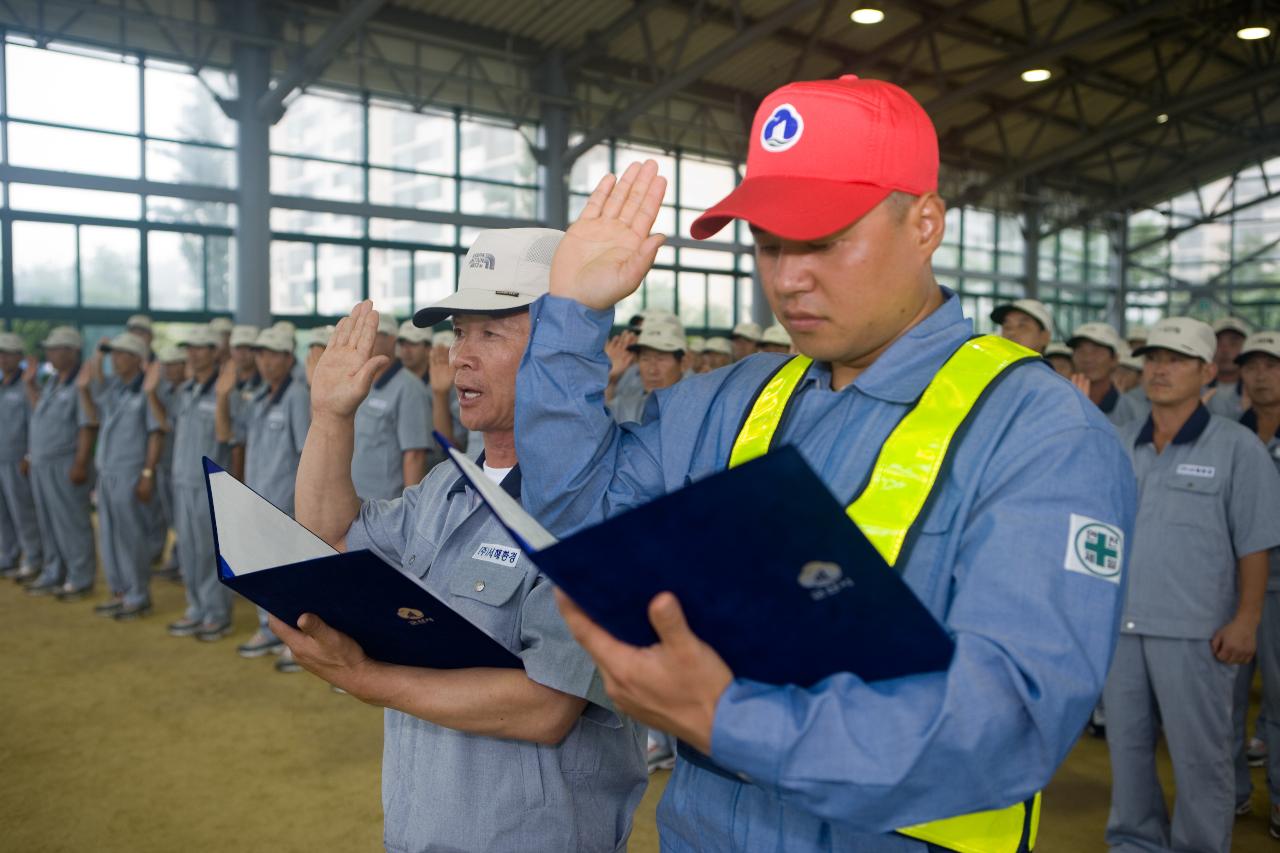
[708, 678, 788, 787]
[528, 294, 615, 357]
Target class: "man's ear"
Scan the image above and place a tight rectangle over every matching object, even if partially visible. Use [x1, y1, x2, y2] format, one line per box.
[1203, 360, 1219, 385]
[914, 192, 947, 257]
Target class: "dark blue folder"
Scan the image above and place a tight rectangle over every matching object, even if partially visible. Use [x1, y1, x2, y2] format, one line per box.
[439, 440, 954, 688]
[202, 458, 521, 671]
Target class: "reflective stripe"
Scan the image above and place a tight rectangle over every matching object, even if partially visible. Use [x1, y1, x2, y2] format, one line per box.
[730, 334, 1042, 853]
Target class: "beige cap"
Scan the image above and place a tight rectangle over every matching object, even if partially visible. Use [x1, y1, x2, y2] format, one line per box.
[42, 326, 82, 349]
[414, 228, 564, 327]
[252, 327, 295, 354]
[125, 314, 152, 333]
[1044, 341, 1073, 358]
[208, 317, 234, 335]
[991, 299, 1053, 334]
[103, 332, 148, 358]
[0, 332, 24, 354]
[230, 325, 260, 348]
[761, 324, 792, 347]
[271, 320, 297, 336]
[157, 345, 186, 364]
[702, 336, 733, 356]
[181, 325, 219, 348]
[1236, 331, 1280, 364]
[1213, 316, 1251, 337]
[686, 335, 706, 352]
[307, 326, 334, 348]
[1068, 322, 1125, 355]
[397, 319, 431, 344]
[376, 312, 399, 337]
[1125, 324, 1149, 344]
[630, 324, 686, 354]
[731, 321, 762, 341]
[1134, 316, 1215, 362]
[1118, 352, 1144, 372]
[432, 330, 456, 349]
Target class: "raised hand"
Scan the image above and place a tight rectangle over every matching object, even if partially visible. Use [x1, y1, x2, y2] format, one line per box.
[428, 341, 456, 397]
[605, 332, 636, 382]
[310, 301, 390, 421]
[550, 160, 668, 311]
[142, 360, 163, 396]
[21, 357, 37, 387]
[214, 358, 236, 398]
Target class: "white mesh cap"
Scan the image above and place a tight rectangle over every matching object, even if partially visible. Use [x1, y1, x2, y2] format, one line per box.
[1134, 317, 1215, 362]
[413, 228, 565, 327]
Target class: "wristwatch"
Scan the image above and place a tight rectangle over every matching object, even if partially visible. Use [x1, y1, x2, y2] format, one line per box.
[140, 468, 154, 479]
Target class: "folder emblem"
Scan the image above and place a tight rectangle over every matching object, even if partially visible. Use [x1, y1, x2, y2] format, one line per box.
[797, 561, 854, 600]
[397, 607, 434, 625]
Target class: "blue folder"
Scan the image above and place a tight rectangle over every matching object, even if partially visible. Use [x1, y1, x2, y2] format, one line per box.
[202, 458, 522, 671]
[436, 437, 953, 688]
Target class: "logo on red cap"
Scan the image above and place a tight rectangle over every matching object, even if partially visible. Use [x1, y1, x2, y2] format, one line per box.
[761, 103, 804, 152]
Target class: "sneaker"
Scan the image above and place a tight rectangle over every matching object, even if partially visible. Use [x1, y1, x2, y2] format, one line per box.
[167, 617, 203, 637]
[55, 584, 93, 602]
[1086, 707, 1106, 739]
[194, 621, 233, 642]
[12, 564, 39, 583]
[25, 579, 61, 597]
[646, 736, 676, 773]
[113, 601, 153, 621]
[237, 630, 283, 658]
[274, 648, 302, 674]
[1238, 799, 1254, 817]
[93, 596, 124, 616]
[1249, 736, 1268, 767]
[1270, 804, 1280, 839]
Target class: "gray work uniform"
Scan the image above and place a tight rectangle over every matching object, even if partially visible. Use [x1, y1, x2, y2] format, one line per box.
[615, 362, 642, 401]
[150, 378, 179, 563]
[610, 387, 649, 425]
[1206, 378, 1245, 418]
[92, 374, 164, 608]
[1105, 406, 1280, 853]
[170, 375, 233, 626]
[345, 461, 647, 853]
[1124, 384, 1151, 422]
[29, 370, 96, 590]
[240, 375, 310, 638]
[1099, 383, 1143, 428]
[352, 361, 430, 501]
[0, 371, 42, 570]
[1233, 411, 1280, 810]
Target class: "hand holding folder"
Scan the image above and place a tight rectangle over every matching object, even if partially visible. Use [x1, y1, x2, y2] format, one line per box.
[203, 458, 522, 671]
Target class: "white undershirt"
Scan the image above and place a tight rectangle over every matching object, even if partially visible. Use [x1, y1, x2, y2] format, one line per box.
[482, 463, 513, 485]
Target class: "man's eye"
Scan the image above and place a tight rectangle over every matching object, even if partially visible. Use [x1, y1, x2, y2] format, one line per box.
[757, 244, 781, 255]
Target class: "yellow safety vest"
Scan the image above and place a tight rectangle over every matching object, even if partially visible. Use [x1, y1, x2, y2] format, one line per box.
[729, 335, 1043, 853]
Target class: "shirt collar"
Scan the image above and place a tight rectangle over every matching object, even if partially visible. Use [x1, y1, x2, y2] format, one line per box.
[237, 372, 262, 391]
[1098, 384, 1119, 414]
[1241, 408, 1258, 431]
[1135, 403, 1211, 447]
[447, 451, 522, 500]
[373, 359, 403, 390]
[797, 287, 974, 404]
[262, 374, 292, 406]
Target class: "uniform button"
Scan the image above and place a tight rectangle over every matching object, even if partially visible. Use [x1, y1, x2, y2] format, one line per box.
[1125, 621, 1135, 630]
[407, 555, 415, 565]
[474, 580, 485, 592]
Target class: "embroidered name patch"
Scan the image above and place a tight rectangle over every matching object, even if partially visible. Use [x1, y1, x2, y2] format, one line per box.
[1175, 463, 1215, 478]
[1064, 513, 1123, 585]
[365, 397, 390, 411]
[473, 543, 520, 567]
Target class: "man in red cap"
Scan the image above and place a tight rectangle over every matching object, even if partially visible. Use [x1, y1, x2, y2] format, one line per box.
[514, 75, 1135, 851]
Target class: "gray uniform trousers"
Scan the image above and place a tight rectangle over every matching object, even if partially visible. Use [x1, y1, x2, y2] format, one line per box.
[96, 471, 153, 608]
[29, 455, 94, 589]
[172, 483, 230, 625]
[1104, 633, 1237, 853]
[1233, 593, 1280, 807]
[0, 460, 41, 568]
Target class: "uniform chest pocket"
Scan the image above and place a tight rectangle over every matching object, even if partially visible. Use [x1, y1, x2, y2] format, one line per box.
[448, 566, 525, 607]
[1162, 476, 1223, 529]
[355, 402, 392, 437]
[266, 411, 287, 430]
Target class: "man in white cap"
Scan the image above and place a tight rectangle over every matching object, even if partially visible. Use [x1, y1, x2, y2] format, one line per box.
[77, 332, 165, 619]
[215, 326, 310, 660]
[729, 320, 762, 361]
[1045, 341, 1074, 378]
[22, 327, 97, 597]
[150, 345, 189, 581]
[157, 325, 235, 641]
[226, 325, 262, 480]
[0, 333, 42, 582]
[424, 329, 470, 465]
[1113, 351, 1143, 394]
[1206, 316, 1252, 418]
[991, 298, 1052, 355]
[758, 323, 792, 354]
[685, 336, 706, 375]
[1231, 330, 1280, 831]
[347, 311, 431, 501]
[209, 317, 234, 362]
[126, 314, 154, 360]
[1069, 322, 1143, 427]
[1106, 317, 1280, 853]
[396, 320, 432, 382]
[612, 321, 686, 424]
[1126, 325, 1149, 353]
[302, 326, 333, 387]
[276, 227, 647, 851]
[700, 336, 733, 371]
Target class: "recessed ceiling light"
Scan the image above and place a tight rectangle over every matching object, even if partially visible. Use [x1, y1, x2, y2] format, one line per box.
[850, 7, 885, 24]
[1156, 113, 1169, 124]
[1021, 68, 1052, 83]
[1237, 25, 1272, 40]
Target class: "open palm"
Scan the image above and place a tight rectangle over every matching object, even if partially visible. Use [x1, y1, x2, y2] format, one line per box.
[550, 160, 669, 311]
[311, 301, 389, 420]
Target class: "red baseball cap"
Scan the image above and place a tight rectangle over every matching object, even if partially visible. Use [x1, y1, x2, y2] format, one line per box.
[691, 75, 939, 241]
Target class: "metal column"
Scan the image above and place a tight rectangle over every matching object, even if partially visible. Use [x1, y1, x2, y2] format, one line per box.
[539, 51, 571, 230]
[1022, 180, 1041, 300]
[1109, 212, 1129, 333]
[230, 2, 273, 327]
